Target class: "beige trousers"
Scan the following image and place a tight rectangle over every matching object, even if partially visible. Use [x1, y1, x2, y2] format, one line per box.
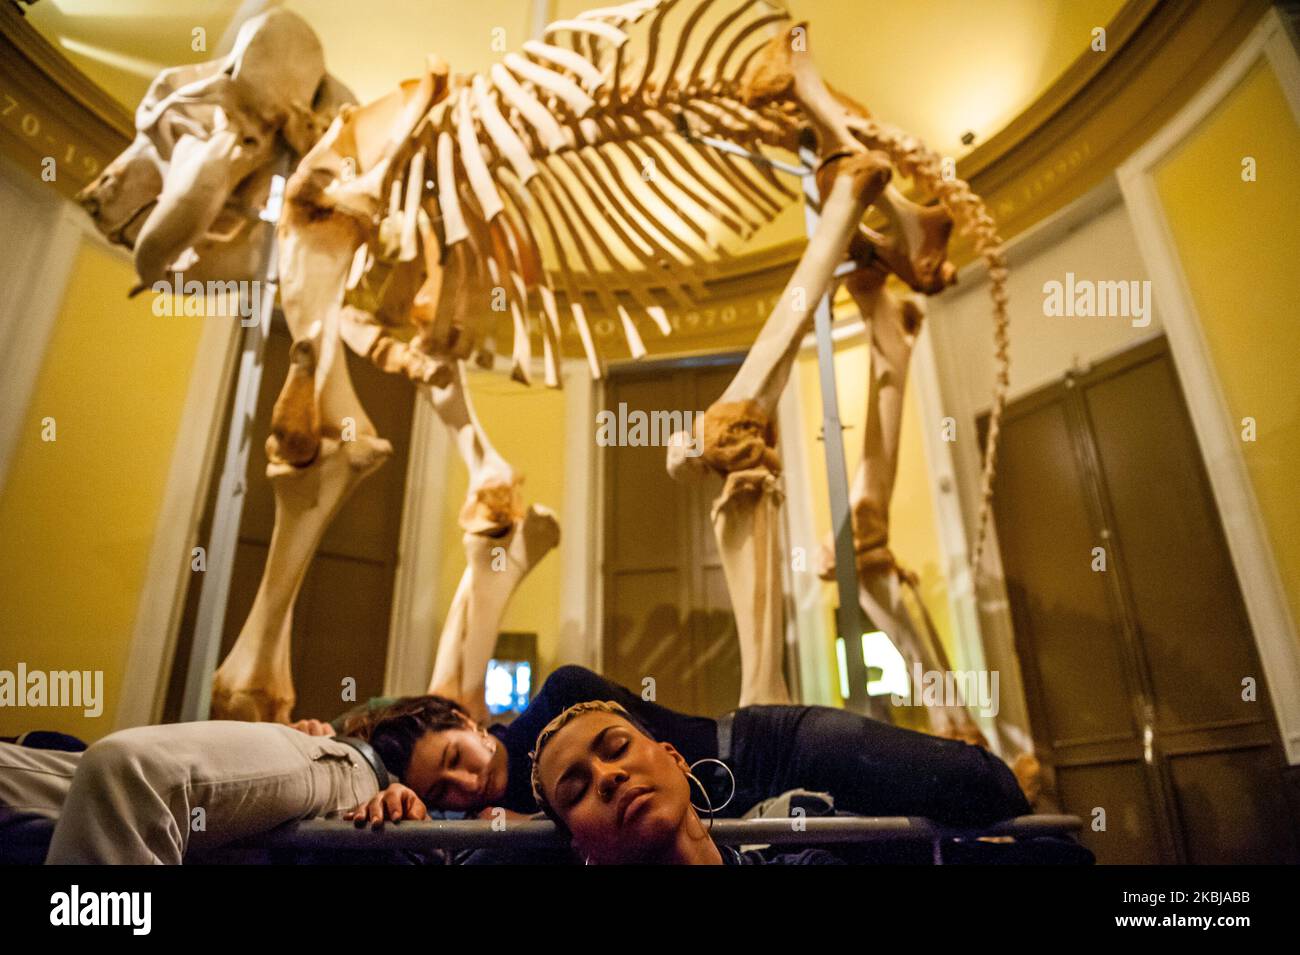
[0, 722, 380, 864]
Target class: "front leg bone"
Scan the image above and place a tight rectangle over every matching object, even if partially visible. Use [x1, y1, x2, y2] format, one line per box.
[429, 504, 560, 723]
[423, 366, 560, 719]
[211, 434, 391, 721]
[212, 158, 390, 721]
[717, 152, 891, 417]
[677, 149, 890, 707]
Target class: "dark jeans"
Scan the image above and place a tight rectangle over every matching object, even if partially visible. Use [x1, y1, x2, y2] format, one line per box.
[724, 705, 1032, 827]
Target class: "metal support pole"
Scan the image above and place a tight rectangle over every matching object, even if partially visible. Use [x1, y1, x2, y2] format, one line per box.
[180, 156, 288, 722]
[799, 146, 873, 715]
[228, 814, 1084, 853]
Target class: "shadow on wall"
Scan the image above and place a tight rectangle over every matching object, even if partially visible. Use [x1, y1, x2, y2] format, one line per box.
[604, 606, 741, 718]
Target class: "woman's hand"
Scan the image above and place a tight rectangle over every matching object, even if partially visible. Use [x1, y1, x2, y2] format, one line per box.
[345, 783, 429, 827]
[290, 718, 336, 737]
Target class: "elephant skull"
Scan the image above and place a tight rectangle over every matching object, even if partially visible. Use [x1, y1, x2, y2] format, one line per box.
[77, 8, 354, 287]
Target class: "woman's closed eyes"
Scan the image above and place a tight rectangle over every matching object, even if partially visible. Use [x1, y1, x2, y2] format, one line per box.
[557, 731, 630, 808]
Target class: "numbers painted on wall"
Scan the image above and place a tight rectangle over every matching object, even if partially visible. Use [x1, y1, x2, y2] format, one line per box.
[1, 90, 103, 179]
[590, 293, 779, 341]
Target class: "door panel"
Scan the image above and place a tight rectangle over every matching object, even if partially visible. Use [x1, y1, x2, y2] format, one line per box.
[987, 335, 1297, 863]
[995, 400, 1137, 747]
[698, 563, 742, 714]
[609, 375, 682, 568]
[1055, 761, 1162, 864]
[1167, 746, 1297, 863]
[1082, 356, 1263, 730]
[605, 569, 691, 710]
[602, 356, 746, 717]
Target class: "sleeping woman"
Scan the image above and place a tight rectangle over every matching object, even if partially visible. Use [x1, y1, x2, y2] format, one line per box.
[528, 699, 1044, 865]
[346, 665, 1032, 833]
[3, 666, 1027, 863]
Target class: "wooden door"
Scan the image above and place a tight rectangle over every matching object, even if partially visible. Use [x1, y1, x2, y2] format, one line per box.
[165, 321, 414, 722]
[985, 336, 1298, 863]
[601, 355, 747, 717]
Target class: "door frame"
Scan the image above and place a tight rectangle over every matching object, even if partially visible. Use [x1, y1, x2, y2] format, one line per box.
[986, 333, 1293, 860]
[1117, 6, 1300, 764]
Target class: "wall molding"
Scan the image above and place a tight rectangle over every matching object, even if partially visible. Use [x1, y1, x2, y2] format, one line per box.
[0, 157, 78, 498]
[0, 2, 131, 202]
[1117, 6, 1300, 764]
[556, 359, 601, 672]
[115, 300, 242, 729]
[383, 385, 452, 697]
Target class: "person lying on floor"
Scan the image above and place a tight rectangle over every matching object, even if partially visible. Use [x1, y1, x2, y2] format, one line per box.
[0, 717, 399, 864]
[529, 700, 1042, 865]
[345, 665, 1032, 835]
[532, 700, 846, 865]
[337, 664, 717, 826]
[0, 665, 701, 863]
[1, 664, 1030, 863]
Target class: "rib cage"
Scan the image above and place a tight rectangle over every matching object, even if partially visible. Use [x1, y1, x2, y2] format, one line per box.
[282, 0, 1012, 570]
[333, 0, 807, 386]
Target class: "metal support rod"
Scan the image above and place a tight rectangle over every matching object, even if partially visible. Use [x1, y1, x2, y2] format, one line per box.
[676, 121, 813, 177]
[235, 815, 1083, 852]
[799, 146, 872, 716]
[179, 156, 289, 722]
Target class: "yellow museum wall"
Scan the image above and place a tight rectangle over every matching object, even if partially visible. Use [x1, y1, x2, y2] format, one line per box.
[0, 239, 206, 741]
[793, 339, 955, 711]
[1152, 56, 1300, 639]
[435, 371, 568, 680]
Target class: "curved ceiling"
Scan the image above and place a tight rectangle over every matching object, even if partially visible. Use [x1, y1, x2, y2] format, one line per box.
[24, 0, 1126, 264]
[27, 0, 1126, 153]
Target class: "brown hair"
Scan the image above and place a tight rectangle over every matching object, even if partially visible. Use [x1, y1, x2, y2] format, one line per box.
[345, 694, 473, 781]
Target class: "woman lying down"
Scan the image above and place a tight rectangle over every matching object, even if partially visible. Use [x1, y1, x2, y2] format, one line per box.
[0, 665, 1037, 863]
[531, 700, 835, 865]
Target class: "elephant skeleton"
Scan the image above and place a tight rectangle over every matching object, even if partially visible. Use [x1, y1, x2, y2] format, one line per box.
[86, 1, 1012, 737]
